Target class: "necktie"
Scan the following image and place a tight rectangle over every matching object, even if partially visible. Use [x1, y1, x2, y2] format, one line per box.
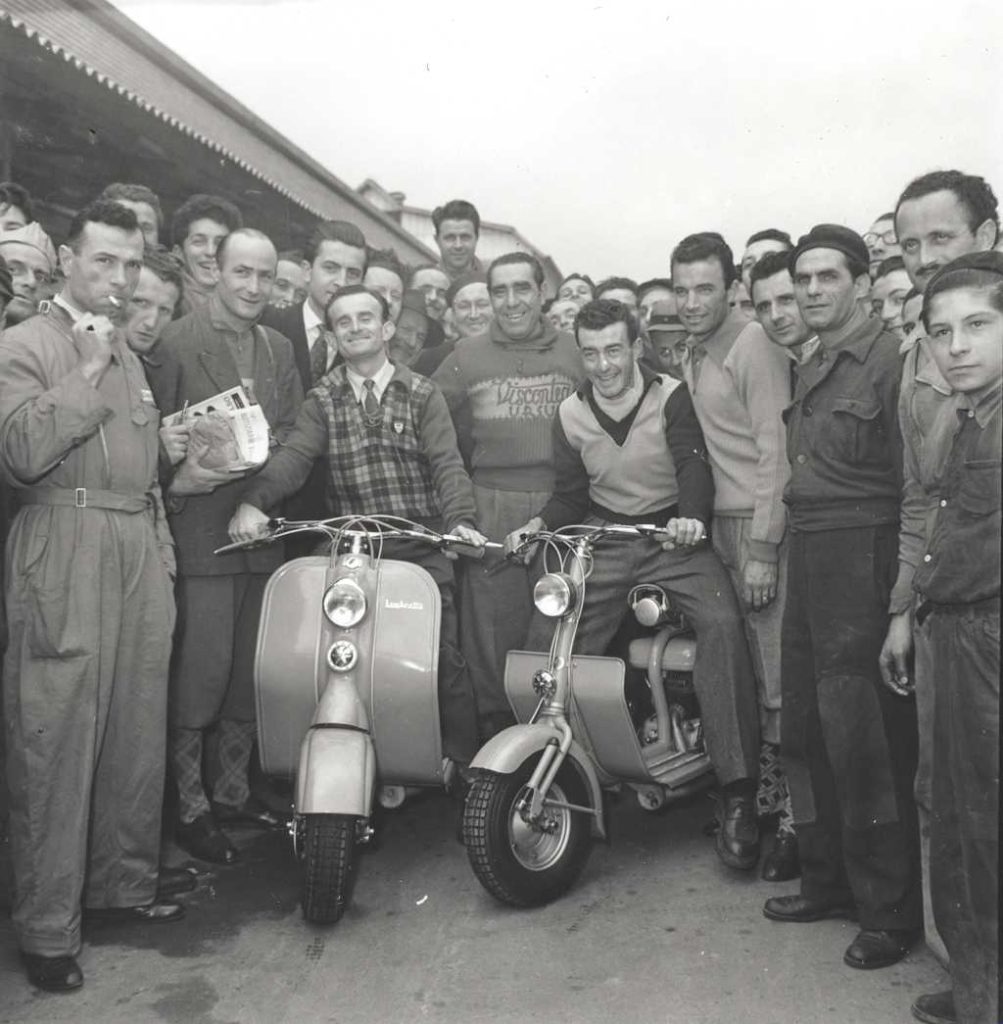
[309, 328, 328, 383]
[362, 379, 380, 419]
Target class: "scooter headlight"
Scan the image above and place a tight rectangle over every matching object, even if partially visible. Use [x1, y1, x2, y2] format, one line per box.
[533, 573, 576, 618]
[323, 578, 367, 628]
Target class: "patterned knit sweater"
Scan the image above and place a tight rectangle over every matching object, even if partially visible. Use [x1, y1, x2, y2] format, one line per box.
[243, 362, 475, 531]
[432, 319, 584, 492]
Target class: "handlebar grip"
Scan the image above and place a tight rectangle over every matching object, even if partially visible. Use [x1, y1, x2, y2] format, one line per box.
[448, 540, 488, 560]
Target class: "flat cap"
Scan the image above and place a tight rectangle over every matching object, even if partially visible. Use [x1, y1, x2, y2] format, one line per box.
[647, 301, 687, 332]
[401, 289, 430, 318]
[789, 223, 869, 275]
[0, 221, 57, 273]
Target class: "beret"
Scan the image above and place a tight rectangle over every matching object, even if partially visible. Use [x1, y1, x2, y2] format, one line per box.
[446, 269, 488, 307]
[924, 249, 1003, 303]
[789, 223, 869, 275]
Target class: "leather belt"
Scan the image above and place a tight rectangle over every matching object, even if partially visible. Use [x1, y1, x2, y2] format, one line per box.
[18, 487, 153, 514]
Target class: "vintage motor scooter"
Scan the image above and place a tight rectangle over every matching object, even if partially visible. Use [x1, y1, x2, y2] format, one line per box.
[217, 514, 497, 925]
[462, 523, 714, 908]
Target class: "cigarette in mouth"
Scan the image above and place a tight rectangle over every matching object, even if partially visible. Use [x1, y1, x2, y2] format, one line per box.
[108, 296, 122, 309]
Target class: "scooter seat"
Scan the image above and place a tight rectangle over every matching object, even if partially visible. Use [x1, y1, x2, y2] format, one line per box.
[628, 636, 696, 673]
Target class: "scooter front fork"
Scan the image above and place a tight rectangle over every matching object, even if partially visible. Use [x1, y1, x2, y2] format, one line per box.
[520, 720, 595, 824]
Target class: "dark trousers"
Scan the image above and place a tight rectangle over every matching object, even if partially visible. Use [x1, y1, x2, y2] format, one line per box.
[171, 573, 268, 729]
[525, 524, 760, 785]
[928, 604, 999, 1024]
[781, 525, 921, 931]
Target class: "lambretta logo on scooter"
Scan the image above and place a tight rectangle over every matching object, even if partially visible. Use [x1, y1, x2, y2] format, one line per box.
[384, 598, 423, 610]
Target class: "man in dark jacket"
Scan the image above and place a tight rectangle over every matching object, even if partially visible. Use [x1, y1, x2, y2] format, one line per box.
[148, 228, 302, 866]
[763, 225, 921, 972]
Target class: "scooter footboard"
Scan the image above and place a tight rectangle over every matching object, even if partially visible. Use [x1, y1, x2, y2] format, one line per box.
[296, 727, 376, 816]
[471, 724, 606, 839]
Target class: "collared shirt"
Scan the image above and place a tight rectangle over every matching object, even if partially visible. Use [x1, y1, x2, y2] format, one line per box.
[914, 384, 1001, 604]
[302, 301, 337, 372]
[208, 292, 256, 394]
[784, 315, 903, 531]
[344, 357, 395, 405]
[52, 292, 85, 322]
[888, 335, 957, 613]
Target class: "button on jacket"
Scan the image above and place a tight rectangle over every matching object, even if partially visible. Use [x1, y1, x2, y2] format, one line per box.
[783, 316, 903, 531]
[915, 385, 1001, 605]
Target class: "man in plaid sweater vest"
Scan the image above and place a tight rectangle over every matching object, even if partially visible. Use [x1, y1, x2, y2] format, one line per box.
[229, 285, 486, 762]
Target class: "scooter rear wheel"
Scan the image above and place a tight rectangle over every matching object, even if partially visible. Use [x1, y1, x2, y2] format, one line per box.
[299, 814, 360, 925]
[463, 757, 593, 908]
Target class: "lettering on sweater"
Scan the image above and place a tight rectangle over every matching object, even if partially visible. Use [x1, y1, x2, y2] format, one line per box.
[469, 374, 577, 421]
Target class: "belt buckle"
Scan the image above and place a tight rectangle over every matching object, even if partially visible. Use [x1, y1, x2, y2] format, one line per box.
[75, 487, 87, 508]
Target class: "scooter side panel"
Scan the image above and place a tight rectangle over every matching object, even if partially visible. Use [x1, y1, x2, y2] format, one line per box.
[568, 659, 654, 782]
[470, 724, 607, 839]
[256, 558, 330, 776]
[504, 651, 626, 781]
[296, 727, 376, 816]
[368, 561, 443, 785]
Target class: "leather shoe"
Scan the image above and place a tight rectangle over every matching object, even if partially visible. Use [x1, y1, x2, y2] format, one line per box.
[843, 928, 919, 969]
[211, 796, 287, 830]
[176, 812, 240, 865]
[84, 901, 185, 924]
[715, 793, 760, 870]
[911, 990, 956, 1024]
[20, 952, 83, 993]
[156, 865, 199, 899]
[761, 831, 800, 882]
[763, 893, 856, 922]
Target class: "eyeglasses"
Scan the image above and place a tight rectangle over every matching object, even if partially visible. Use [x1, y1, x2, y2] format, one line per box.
[864, 230, 898, 247]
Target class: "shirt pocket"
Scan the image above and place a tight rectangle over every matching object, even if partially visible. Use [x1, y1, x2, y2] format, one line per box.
[957, 459, 1001, 516]
[828, 397, 886, 464]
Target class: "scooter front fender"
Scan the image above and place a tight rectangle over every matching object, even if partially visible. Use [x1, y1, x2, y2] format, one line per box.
[296, 726, 376, 817]
[470, 724, 606, 839]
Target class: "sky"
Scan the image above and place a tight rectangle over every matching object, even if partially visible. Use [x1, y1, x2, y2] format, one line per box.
[110, 0, 1002, 280]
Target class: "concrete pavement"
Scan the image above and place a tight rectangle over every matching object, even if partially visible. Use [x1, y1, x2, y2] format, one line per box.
[0, 791, 945, 1023]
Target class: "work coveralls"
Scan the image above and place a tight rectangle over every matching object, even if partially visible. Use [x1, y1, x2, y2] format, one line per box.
[0, 301, 175, 957]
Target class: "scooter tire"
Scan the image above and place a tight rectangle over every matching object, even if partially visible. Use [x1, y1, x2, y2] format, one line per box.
[463, 758, 593, 908]
[299, 814, 360, 925]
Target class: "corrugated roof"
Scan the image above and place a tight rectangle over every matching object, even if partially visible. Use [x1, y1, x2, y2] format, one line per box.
[0, 0, 435, 261]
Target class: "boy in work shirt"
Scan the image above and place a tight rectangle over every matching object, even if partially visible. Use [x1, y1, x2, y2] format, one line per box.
[884, 252, 1001, 1024]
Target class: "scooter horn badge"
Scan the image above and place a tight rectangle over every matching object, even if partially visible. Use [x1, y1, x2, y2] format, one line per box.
[327, 639, 358, 672]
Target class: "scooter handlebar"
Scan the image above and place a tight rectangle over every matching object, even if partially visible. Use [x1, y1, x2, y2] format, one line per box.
[214, 517, 506, 558]
[440, 536, 504, 561]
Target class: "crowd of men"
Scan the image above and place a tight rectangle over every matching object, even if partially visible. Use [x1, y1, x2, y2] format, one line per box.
[0, 169, 998, 1024]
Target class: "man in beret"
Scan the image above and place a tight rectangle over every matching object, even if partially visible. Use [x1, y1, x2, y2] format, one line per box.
[763, 225, 921, 971]
[0, 222, 57, 326]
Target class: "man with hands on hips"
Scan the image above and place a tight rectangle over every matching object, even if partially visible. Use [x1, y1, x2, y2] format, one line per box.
[507, 298, 761, 872]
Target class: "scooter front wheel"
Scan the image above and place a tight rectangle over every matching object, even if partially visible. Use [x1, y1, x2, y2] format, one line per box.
[299, 814, 361, 925]
[463, 757, 593, 908]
